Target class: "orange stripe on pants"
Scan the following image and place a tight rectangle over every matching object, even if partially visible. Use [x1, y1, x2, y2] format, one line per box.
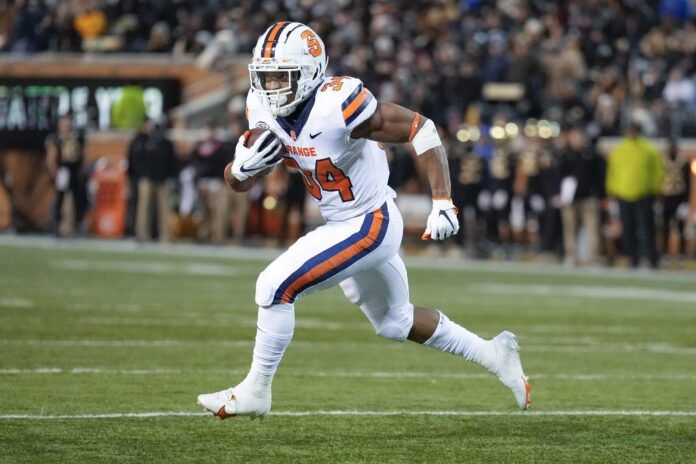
[278, 209, 385, 304]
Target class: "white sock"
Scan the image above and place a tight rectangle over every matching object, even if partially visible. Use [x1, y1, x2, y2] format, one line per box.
[248, 303, 294, 386]
[423, 311, 495, 369]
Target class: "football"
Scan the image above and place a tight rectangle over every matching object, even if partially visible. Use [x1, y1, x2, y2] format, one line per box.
[244, 127, 275, 147]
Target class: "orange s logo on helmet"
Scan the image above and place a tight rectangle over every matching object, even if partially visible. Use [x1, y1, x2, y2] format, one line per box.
[301, 30, 322, 57]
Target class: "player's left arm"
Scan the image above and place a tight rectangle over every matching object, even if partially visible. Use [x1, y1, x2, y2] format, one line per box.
[352, 101, 459, 240]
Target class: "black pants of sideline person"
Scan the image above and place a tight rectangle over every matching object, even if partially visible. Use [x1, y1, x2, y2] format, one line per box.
[53, 172, 87, 235]
[618, 196, 659, 269]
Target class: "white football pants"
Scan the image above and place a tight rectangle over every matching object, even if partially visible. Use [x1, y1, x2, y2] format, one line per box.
[255, 197, 414, 341]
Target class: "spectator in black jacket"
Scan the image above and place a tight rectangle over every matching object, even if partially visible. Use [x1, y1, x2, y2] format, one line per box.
[450, 144, 486, 255]
[660, 141, 691, 260]
[537, 145, 563, 257]
[128, 119, 177, 242]
[190, 121, 232, 244]
[45, 113, 87, 237]
[558, 127, 605, 266]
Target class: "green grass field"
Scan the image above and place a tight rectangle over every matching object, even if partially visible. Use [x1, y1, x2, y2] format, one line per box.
[1, 237, 695, 463]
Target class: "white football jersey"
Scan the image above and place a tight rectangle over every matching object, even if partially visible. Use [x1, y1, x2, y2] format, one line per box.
[246, 76, 393, 221]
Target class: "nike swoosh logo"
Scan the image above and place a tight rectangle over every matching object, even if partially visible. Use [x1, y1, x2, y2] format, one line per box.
[309, 132, 322, 139]
[439, 210, 455, 229]
[239, 164, 258, 173]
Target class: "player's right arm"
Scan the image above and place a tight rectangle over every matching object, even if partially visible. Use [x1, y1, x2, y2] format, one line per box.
[225, 92, 283, 192]
[352, 101, 459, 241]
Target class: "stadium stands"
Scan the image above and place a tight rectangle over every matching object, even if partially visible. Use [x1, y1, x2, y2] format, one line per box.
[0, 0, 695, 266]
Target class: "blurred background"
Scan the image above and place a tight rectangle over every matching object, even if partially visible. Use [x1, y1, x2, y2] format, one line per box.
[0, 0, 695, 269]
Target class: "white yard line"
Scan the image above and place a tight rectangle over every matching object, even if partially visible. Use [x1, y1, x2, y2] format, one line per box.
[1, 236, 282, 263]
[0, 339, 255, 348]
[0, 298, 33, 308]
[3, 234, 695, 283]
[2, 338, 694, 354]
[1, 410, 695, 420]
[51, 259, 251, 277]
[75, 316, 360, 331]
[75, 316, 260, 329]
[62, 303, 143, 313]
[272, 410, 696, 417]
[0, 339, 404, 350]
[6, 312, 664, 336]
[0, 368, 184, 375]
[1, 314, 666, 335]
[300, 371, 696, 381]
[470, 283, 696, 305]
[2, 368, 695, 382]
[522, 324, 645, 334]
[74, 318, 677, 335]
[524, 343, 696, 355]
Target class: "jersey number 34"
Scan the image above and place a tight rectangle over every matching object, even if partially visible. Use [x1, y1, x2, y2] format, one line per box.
[285, 158, 354, 202]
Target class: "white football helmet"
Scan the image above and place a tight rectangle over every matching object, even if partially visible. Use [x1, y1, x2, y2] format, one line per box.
[249, 22, 328, 117]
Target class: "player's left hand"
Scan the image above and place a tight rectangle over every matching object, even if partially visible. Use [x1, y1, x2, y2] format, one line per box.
[422, 198, 459, 241]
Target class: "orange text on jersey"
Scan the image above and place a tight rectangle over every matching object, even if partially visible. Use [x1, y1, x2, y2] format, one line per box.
[284, 145, 317, 157]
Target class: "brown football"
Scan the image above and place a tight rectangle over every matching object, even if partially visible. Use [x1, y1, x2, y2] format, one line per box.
[244, 127, 284, 150]
[243, 127, 269, 147]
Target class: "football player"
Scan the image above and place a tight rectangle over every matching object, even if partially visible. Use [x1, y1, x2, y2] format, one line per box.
[198, 22, 531, 419]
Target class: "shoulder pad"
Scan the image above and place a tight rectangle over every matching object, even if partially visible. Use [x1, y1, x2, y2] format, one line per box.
[319, 76, 377, 131]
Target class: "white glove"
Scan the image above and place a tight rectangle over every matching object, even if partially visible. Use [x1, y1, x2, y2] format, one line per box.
[422, 198, 460, 241]
[230, 131, 283, 181]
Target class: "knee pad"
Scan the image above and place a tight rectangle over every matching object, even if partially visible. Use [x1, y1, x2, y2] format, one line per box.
[340, 278, 361, 305]
[255, 268, 280, 307]
[372, 303, 414, 342]
[257, 303, 295, 336]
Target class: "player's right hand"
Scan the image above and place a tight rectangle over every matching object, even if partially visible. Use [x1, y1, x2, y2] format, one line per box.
[422, 198, 459, 241]
[230, 131, 282, 181]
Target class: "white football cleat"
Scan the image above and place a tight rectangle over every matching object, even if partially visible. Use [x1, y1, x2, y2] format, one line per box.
[488, 331, 532, 410]
[197, 377, 271, 420]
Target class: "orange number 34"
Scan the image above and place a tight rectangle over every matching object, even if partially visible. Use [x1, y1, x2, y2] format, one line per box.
[301, 30, 322, 57]
[284, 157, 354, 202]
[316, 158, 354, 202]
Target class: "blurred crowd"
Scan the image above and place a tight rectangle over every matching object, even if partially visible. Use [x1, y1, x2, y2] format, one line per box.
[435, 121, 694, 268]
[2, 0, 696, 137]
[48, 111, 695, 268]
[4, 0, 696, 266]
[47, 113, 309, 248]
